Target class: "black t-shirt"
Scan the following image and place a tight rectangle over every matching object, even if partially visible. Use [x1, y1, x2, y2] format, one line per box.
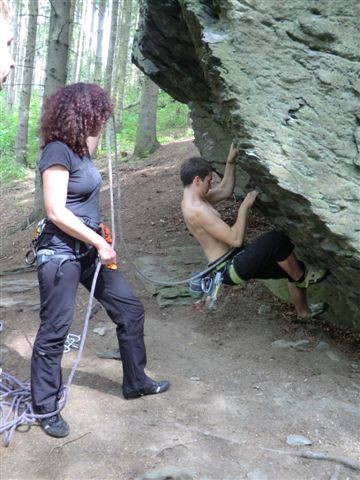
[39, 140, 102, 224]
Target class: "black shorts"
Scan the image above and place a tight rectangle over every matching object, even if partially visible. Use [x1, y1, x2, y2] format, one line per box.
[223, 231, 295, 285]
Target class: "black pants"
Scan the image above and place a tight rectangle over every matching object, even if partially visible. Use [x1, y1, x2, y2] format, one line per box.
[31, 246, 149, 414]
[223, 231, 297, 285]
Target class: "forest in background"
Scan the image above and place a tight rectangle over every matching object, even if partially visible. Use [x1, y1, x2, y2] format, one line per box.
[0, 0, 192, 186]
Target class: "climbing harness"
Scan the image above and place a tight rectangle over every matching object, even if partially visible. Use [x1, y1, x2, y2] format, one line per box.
[188, 250, 245, 311]
[24, 216, 117, 279]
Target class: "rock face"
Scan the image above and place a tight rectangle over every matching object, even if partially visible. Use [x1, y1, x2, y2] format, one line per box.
[133, 0, 360, 329]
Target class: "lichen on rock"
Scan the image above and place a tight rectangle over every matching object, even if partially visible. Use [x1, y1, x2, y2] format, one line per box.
[133, 0, 360, 329]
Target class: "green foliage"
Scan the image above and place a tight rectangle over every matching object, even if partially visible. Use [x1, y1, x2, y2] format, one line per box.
[0, 98, 21, 182]
[113, 87, 193, 155]
[0, 86, 192, 184]
[0, 93, 41, 184]
[157, 89, 192, 143]
[115, 86, 140, 152]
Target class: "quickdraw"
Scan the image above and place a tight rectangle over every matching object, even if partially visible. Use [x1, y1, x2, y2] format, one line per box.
[189, 269, 225, 311]
[63, 333, 81, 353]
[188, 250, 246, 311]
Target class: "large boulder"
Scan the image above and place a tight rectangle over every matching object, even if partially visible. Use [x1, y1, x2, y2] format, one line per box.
[132, 0, 360, 330]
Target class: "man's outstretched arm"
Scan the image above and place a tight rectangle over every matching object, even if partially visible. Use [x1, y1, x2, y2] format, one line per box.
[206, 143, 237, 204]
[195, 191, 258, 248]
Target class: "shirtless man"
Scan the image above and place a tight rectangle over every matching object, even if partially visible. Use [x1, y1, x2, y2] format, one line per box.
[0, 0, 14, 90]
[180, 144, 327, 319]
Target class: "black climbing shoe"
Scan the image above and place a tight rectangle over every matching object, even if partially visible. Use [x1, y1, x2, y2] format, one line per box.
[39, 413, 70, 438]
[123, 380, 170, 400]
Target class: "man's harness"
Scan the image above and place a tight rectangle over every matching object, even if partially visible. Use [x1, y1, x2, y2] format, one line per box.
[189, 248, 245, 310]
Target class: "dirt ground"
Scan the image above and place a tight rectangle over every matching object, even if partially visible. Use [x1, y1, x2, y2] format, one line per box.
[0, 140, 359, 480]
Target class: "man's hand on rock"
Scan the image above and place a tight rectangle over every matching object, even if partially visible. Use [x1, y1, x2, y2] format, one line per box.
[227, 142, 238, 164]
[241, 190, 259, 209]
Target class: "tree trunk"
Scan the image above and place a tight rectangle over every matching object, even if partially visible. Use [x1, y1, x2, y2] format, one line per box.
[13, 0, 28, 106]
[69, 0, 87, 82]
[114, 0, 133, 130]
[35, 0, 72, 218]
[93, 0, 106, 84]
[6, 0, 22, 110]
[104, 0, 119, 95]
[133, 75, 160, 158]
[67, 0, 80, 83]
[68, 0, 76, 58]
[85, 0, 97, 79]
[43, 0, 72, 99]
[34, 1, 51, 95]
[15, 0, 39, 166]
[75, 0, 87, 81]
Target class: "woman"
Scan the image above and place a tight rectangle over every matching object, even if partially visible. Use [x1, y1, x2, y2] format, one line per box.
[31, 83, 169, 438]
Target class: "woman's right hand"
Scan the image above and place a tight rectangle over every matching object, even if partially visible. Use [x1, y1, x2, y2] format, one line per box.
[97, 241, 117, 266]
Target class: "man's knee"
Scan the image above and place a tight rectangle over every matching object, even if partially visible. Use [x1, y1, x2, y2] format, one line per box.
[265, 230, 289, 245]
[267, 231, 294, 259]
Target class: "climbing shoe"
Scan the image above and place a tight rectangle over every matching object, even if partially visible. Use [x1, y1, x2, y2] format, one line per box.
[39, 413, 70, 438]
[123, 379, 170, 399]
[296, 302, 328, 323]
[296, 266, 329, 288]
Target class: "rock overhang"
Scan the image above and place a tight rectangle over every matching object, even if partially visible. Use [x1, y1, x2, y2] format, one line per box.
[133, 0, 360, 329]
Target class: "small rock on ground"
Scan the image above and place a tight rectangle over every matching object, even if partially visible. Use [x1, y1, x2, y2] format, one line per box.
[286, 434, 313, 446]
[136, 466, 194, 480]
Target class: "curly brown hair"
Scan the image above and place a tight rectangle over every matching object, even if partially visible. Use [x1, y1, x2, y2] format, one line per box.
[40, 83, 113, 157]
